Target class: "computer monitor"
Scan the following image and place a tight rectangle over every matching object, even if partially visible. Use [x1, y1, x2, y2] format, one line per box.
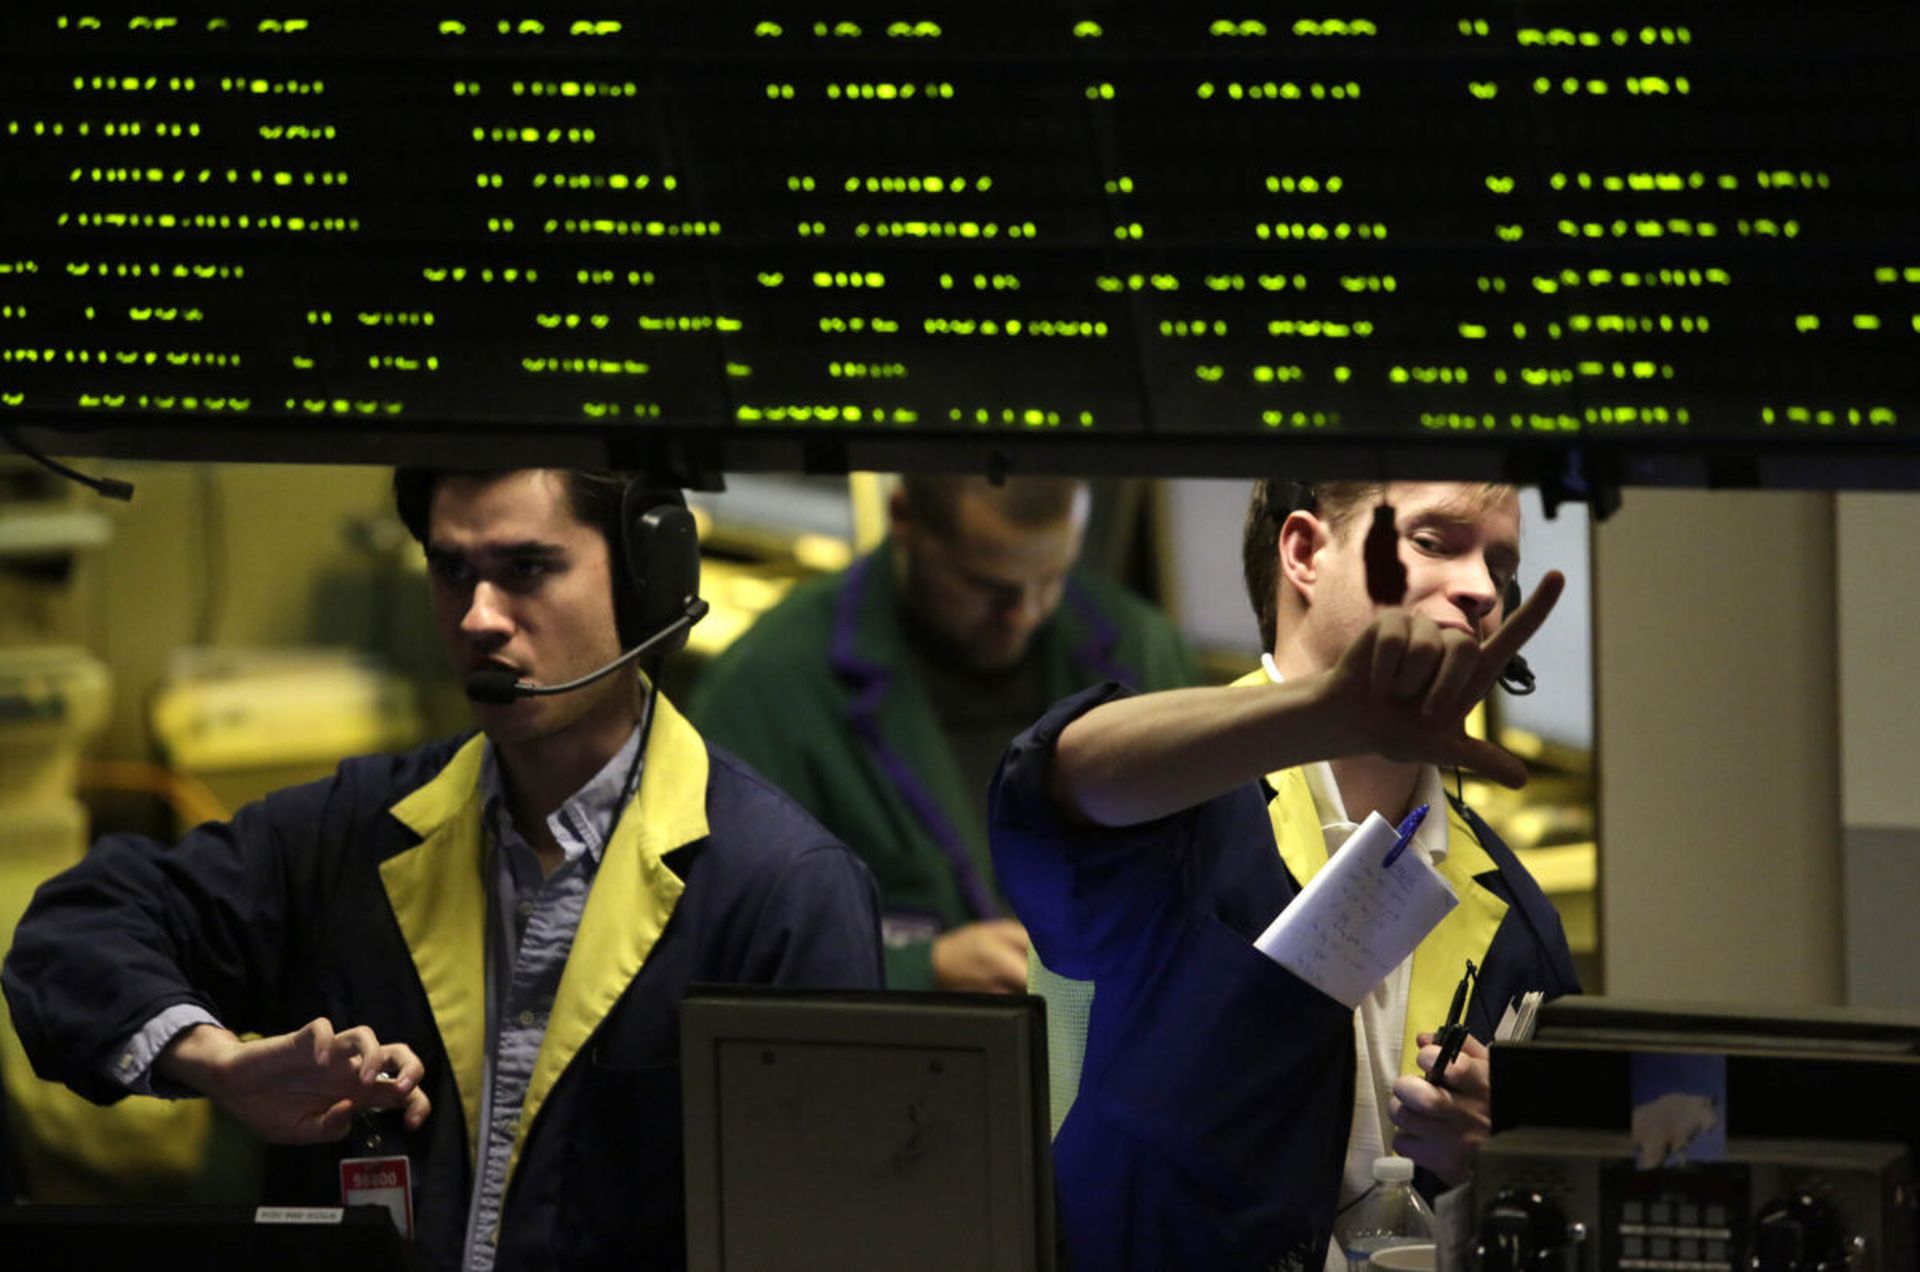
[680, 987, 1054, 1272]
[1491, 996, 1920, 1157]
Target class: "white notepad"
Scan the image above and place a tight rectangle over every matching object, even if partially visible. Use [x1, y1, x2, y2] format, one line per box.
[1254, 809, 1459, 1009]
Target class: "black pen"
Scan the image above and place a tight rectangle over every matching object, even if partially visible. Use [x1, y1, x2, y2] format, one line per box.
[1427, 958, 1478, 1089]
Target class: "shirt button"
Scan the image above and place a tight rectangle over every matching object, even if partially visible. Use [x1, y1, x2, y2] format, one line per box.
[516, 900, 535, 918]
[518, 1009, 537, 1027]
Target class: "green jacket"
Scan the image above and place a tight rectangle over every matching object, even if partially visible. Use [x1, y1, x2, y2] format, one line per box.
[689, 547, 1195, 988]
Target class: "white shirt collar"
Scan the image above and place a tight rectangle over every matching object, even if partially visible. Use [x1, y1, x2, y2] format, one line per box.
[478, 723, 645, 870]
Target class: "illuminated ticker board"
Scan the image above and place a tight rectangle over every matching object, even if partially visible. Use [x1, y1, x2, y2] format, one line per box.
[3, 3, 1920, 485]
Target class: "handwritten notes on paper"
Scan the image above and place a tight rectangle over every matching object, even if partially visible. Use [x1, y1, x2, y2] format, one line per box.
[1254, 810, 1458, 1009]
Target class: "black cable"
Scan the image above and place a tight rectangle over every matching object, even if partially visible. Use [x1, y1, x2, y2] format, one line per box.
[0, 428, 134, 501]
[1335, 1181, 1380, 1219]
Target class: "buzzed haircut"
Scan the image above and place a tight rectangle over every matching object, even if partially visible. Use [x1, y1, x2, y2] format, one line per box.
[899, 474, 1085, 539]
[1241, 480, 1382, 652]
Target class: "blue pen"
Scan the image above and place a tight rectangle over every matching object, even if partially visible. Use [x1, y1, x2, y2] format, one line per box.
[1380, 803, 1429, 869]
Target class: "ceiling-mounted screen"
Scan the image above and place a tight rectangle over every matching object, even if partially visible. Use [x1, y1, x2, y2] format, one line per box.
[3, 3, 1918, 485]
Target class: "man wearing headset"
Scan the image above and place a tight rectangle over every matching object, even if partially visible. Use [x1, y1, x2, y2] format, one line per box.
[989, 479, 1581, 1271]
[3, 468, 883, 1271]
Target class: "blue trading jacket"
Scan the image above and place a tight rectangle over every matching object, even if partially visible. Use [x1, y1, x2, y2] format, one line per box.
[3, 693, 882, 1270]
[991, 683, 1581, 1271]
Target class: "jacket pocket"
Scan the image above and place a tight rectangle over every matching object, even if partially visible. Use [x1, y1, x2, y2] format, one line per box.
[546, 1055, 686, 1270]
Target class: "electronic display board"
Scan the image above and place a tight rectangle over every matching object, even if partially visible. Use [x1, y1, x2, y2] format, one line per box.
[3, 3, 1919, 486]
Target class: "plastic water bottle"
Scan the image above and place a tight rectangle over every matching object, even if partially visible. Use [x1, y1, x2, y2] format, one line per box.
[1336, 1155, 1435, 1267]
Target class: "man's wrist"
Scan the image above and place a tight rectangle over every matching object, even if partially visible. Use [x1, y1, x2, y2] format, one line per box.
[154, 1022, 243, 1096]
[1265, 671, 1366, 764]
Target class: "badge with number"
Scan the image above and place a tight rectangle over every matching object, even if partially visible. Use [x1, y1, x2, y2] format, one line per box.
[339, 1154, 414, 1239]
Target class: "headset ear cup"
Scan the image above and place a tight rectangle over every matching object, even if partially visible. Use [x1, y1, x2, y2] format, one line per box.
[618, 481, 700, 657]
[1497, 575, 1536, 696]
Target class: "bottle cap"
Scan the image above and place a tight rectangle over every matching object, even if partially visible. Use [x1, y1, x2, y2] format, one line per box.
[1372, 1155, 1415, 1183]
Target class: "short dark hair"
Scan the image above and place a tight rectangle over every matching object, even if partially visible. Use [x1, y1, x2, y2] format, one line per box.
[393, 467, 647, 643]
[1240, 480, 1383, 652]
[898, 474, 1084, 539]
[392, 467, 633, 549]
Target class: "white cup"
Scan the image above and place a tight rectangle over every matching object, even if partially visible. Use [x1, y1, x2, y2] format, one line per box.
[1366, 1245, 1438, 1271]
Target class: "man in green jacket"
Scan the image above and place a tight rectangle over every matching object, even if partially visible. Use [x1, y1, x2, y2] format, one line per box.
[690, 475, 1195, 991]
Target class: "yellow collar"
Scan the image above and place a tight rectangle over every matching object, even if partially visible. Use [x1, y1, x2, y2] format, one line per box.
[381, 693, 710, 1182]
[1241, 670, 1511, 1074]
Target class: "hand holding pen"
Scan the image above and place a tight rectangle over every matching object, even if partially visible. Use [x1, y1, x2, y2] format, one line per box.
[1386, 958, 1492, 1185]
[1427, 958, 1478, 1089]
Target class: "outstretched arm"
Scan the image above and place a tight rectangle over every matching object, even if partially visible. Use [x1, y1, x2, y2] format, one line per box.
[1051, 573, 1564, 827]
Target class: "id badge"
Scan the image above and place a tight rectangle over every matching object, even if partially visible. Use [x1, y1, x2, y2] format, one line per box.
[340, 1154, 414, 1239]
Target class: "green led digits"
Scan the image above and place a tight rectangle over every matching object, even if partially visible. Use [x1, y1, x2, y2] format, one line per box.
[521, 358, 650, 376]
[818, 316, 900, 333]
[1256, 222, 1387, 241]
[69, 168, 349, 187]
[825, 82, 955, 100]
[530, 173, 677, 190]
[421, 267, 540, 283]
[828, 362, 908, 379]
[737, 405, 922, 425]
[854, 221, 1033, 239]
[1554, 219, 1722, 239]
[1515, 25, 1691, 47]
[812, 272, 886, 288]
[543, 219, 719, 237]
[1565, 313, 1711, 334]
[69, 73, 196, 92]
[842, 175, 986, 193]
[1262, 410, 1339, 428]
[1158, 319, 1227, 337]
[1291, 19, 1376, 37]
[1265, 320, 1373, 338]
[579, 403, 664, 419]
[512, 80, 639, 98]
[922, 318, 1107, 338]
[1760, 406, 1897, 428]
[1094, 274, 1179, 292]
[1533, 267, 1732, 293]
[218, 77, 323, 95]
[472, 126, 598, 144]
[1266, 175, 1345, 194]
[635, 315, 742, 333]
[1197, 81, 1361, 101]
[1389, 366, 1470, 384]
[58, 211, 360, 233]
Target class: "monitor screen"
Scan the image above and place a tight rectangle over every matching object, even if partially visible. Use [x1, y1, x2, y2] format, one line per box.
[4, 2, 1920, 486]
[679, 986, 1054, 1272]
[1491, 996, 1920, 1157]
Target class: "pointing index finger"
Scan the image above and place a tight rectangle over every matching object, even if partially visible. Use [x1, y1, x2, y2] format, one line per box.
[1471, 570, 1565, 698]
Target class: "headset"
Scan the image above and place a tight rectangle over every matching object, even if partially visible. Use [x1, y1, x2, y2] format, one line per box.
[1262, 480, 1535, 697]
[464, 477, 708, 705]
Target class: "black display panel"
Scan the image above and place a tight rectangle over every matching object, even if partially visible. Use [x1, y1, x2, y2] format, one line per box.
[3, 2, 1919, 485]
